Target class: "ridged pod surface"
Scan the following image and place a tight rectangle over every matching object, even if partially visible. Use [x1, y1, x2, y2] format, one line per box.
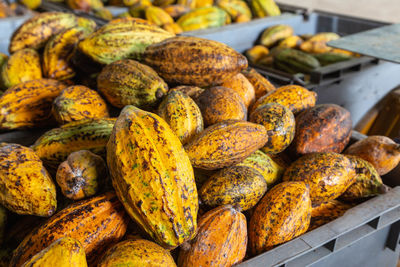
[283, 152, 357, 203]
[250, 0, 281, 18]
[97, 59, 168, 108]
[98, 239, 176, 267]
[341, 155, 387, 200]
[200, 166, 267, 211]
[157, 90, 203, 144]
[249, 181, 311, 255]
[170, 85, 205, 100]
[344, 135, 400, 175]
[237, 150, 284, 185]
[217, 0, 252, 22]
[43, 26, 95, 81]
[196, 86, 247, 127]
[260, 24, 293, 47]
[145, 6, 174, 26]
[143, 36, 248, 87]
[250, 103, 295, 154]
[185, 120, 268, 170]
[21, 237, 87, 267]
[0, 79, 67, 130]
[309, 200, 352, 231]
[56, 150, 107, 200]
[10, 192, 128, 267]
[292, 104, 352, 155]
[1, 48, 42, 89]
[107, 106, 198, 249]
[52, 85, 109, 125]
[178, 205, 247, 267]
[251, 85, 317, 115]
[242, 68, 276, 99]
[77, 19, 174, 65]
[31, 118, 116, 170]
[221, 73, 255, 108]
[0, 143, 56, 217]
[9, 12, 78, 53]
[177, 7, 230, 32]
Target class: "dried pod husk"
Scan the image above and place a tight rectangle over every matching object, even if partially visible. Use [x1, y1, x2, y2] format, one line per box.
[43, 26, 95, 81]
[185, 120, 268, 170]
[10, 192, 128, 267]
[309, 200, 353, 231]
[76, 19, 174, 65]
[1, 48, 42, 89]
[0, 143, 56, 217]
[21, 237, 87, 267]
[196, 86, 247, 127]
[292, 104, 352, 155]
[9, 12, 79, 53]
[249, 181, 311, 255]
[178, 205, 247, 267]
[56, 150, 107, 200]
[143, 36, 248, 87]
[157, 90, 203, 145]
[237, 150, 284, 186]
[107, 106, 198, 249]
[341, 155, 388, 201]
[0, 79, 67, 130]
[200, 166, 267, 211]
[97, 59, 168, 108]
[31, 118, 116, 170]
[283, 152, 357, 203]
[52, 85, 109, 125]
[344, 135, 400, 175]
[98, 239, 176, 267]
[250, 103, 295, 154]
[251, 84, 317, 115]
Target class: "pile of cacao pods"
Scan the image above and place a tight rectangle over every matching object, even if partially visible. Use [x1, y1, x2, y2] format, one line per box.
[62, 0, 281, 30]
[0, 11, 397, 267]
[246, 24, 360, 74]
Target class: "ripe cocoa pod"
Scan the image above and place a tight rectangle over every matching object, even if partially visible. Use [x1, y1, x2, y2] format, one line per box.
[0, 143, 56, 217]
[178, 205, 247, 267]
[292, 104, 352, 155]
[283, 152, 357, 203]
[221, 73, 255, 108]
[249, 181, 311, 255]
[97, 59, 168, 108]
[196, 86, 247, 127]
[185, 120, 268, 170]
[309, 200, 352, 231]
[250, 103, 295, 154]
[143, 36, 248, 87]
[242, 68, 276, 100]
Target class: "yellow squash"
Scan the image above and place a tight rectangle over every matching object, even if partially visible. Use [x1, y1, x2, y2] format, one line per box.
[185, 120, 268, 170]
[52, 85, 109, 125]
[0, 79, 67, 130]
[21, 237, 87, 267]
[107, 105, 198, 249]
[0, 143, 56, 217]
[1, 48, 42, 89]
[157, 90, 203, 145]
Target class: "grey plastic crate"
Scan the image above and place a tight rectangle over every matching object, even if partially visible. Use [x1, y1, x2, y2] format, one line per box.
[0, 14, 33, 54]
[238, 187, 400, 267]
